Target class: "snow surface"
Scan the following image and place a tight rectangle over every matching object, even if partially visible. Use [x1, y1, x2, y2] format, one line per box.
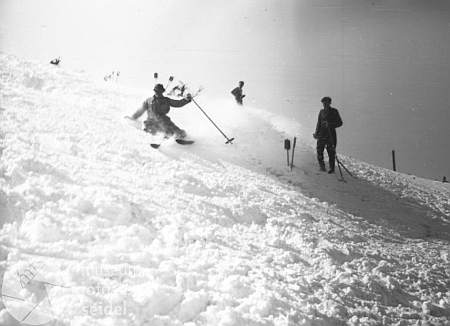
[0, 52, 450, 326]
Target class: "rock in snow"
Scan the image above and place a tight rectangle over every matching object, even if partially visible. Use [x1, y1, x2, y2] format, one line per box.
[1, 52, 450, 325]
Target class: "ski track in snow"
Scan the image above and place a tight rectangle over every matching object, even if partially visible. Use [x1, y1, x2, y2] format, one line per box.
[0, 52, 450, 325]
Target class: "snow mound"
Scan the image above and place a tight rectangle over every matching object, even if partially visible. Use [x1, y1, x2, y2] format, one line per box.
[1, 52, 450, 326]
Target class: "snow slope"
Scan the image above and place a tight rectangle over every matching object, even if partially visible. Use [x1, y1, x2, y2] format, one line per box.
[1, 52, 450, 326]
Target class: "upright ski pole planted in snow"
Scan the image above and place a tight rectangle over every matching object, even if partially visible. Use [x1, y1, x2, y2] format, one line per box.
[191, 98, 234, 144]
[290, 137, 297, 171]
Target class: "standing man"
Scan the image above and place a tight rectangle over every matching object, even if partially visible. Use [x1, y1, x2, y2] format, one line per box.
[313, 97, 343, 173]
[231, 81, 245, 105]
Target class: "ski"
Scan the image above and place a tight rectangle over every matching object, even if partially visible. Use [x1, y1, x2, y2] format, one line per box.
[150, 143, 162, 149]
[150, 139, 194, 149]
[175, 139, 194, 145]
[150, 136, 169, 149]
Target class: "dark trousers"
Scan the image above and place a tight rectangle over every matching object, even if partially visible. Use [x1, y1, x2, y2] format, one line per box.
[316, 136, 336, 170]
[143, 116, 186, 138]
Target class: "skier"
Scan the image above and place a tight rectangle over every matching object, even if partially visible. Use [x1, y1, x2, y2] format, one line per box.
[50, 57, 60, 65]
[231, 81, 245, 105]
[129, 84, 192, 139]
[313, 97, 343, 173]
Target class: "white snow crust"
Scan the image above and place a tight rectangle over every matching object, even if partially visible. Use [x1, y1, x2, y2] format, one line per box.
[1, 52, 450, 325]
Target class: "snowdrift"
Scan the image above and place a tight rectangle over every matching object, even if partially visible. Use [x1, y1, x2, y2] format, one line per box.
[1, 52, 450, 326]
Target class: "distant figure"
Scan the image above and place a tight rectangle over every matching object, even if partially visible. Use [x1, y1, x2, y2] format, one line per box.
[128, 84, 192, 139]
[443, 176, 447, 183]
[104, 71, 120, 82]
[50, 57, 60, 65]
[231, 81, 245, 105]
[313, 97, 343, 174]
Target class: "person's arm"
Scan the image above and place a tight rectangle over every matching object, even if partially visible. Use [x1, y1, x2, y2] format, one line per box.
[130, 100, 149, 119]
[328, 110, 343, 129]
[168, 97, 191, 108]
[313, 111, 322, 139]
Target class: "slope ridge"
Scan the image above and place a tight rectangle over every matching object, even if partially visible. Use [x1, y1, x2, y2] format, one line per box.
[1, 52, 450, 326]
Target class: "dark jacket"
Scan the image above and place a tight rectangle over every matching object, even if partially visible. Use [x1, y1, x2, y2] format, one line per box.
[314, 107, 343, 140]
[231, 87, 244, 104]
[131, 95, 190, 120]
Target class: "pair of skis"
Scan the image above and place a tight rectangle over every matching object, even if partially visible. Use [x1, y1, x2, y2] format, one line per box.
[150, 138, 194, 149]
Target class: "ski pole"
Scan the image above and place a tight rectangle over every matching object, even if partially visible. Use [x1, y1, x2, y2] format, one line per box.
[284, 139, 291, 167]
[327, 127, 353, 180]
[290, 137, 297, 171]
[336, 155, 353, 177]
[166, 76, 174, 90]
[191, 98, 234, 144]
[328, 128, 353, 178]
[154, 72, 158, 85]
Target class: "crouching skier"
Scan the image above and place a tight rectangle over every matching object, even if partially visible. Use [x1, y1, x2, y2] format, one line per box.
[130, 84, 192, 139]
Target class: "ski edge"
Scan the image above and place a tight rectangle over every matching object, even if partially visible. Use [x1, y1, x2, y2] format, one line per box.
[175, 139, 194, 145]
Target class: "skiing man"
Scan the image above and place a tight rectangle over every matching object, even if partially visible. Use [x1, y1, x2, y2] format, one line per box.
[313, 96, 343, 173]
[231, 81, 245, 105]
[129, 84, 192, 139]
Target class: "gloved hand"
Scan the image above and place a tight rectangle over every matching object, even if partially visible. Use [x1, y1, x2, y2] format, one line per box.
[241, 95, 246, 99]
[185, 93, 193, 101]
[313, 133, 318, 139]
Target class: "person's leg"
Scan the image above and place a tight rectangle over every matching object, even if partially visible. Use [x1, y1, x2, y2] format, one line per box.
[326, 139, 336, 173]
[160, 116, 187, 139]
[316, 139, 326, 171]
[143, 119, 158, 134]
